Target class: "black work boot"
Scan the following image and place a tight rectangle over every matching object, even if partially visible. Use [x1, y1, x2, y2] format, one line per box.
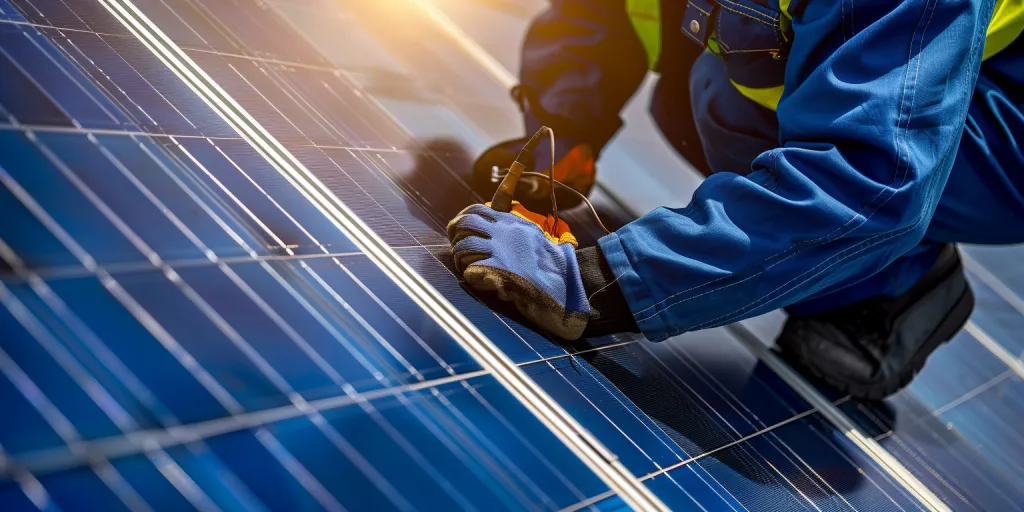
[776, 244, 975, 400]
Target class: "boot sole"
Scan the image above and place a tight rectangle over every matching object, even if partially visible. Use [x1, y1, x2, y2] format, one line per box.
[792, 281, 975, 401]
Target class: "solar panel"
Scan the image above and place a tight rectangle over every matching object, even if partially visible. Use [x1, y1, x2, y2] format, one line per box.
[1, 0, 1022, 510]
[394, 3, 1024, 510]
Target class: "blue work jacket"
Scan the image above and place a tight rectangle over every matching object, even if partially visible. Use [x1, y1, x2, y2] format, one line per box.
[517, 0, 1024, 341]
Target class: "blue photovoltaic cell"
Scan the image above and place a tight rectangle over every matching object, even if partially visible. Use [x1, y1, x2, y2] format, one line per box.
[0, 46, 73, 127]
[159, 445, 271, 512]
[654, 413, 928, 512]
[0, 130, 147, 265]
[0, 4, 632, 510]
[903, 330, 1011, 411]
[0, 303, 123, 442]
[843, 397, 1024, 512]
[0, 181, 85, 270]
[0, 0, 24, 20]
[196, 1, 1024, 509]
[302, 256, 482, 378]
[28, 275, 234, 425]
[939, 377, 1024, 483]
[657, 415, 925, 512]
[38, 466, 143, 512]
[108, 454, 201, 511]
[0, 24, 125, 130]
[0, 485, 38, 512]
[826, 336, 1024, 511]
[0, 362, 67, 456]
[966, 264, 1024, 358]
[0, 0, 916, 510]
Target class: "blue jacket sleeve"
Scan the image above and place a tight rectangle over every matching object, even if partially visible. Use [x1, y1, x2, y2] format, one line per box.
[518, 0, 649, 151]
[599, 0, 994, 341]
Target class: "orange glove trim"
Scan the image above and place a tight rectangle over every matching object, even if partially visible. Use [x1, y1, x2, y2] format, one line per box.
[485, 201, 578, 248]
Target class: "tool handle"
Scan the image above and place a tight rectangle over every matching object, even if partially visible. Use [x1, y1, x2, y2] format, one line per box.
[489, 161, 525, 213]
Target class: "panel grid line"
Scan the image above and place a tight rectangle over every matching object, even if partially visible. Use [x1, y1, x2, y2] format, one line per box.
[0, 338, 164, 512]
[0, 117, 292, 509]
[2, 367, 856, 502]
[647, 342, 901, 511]
[0, 334, 647, 477]
[561, 407, 822, 512]
[86, 91, 598, 507]
[561, 358, 729, 509]
[6, 9, 696, 509]
[2, 55, 534, 508]
[9, 2, 1014, 510]
[0, 115, 638, 503]
[88, 0, 670, 508]
[14, 20, 127, 126]
[398, 3, 981, 510]
[849, 404, 980, 508]
[105, 1, 929, 507]
[1, 110, 571, 510]
[659, 339, 919, 511]
[725, 322, 950, 511]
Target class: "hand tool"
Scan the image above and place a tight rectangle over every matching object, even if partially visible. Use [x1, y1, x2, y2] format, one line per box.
[488, 126, 611, 234]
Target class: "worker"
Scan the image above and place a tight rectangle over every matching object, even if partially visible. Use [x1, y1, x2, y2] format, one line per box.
[447, 0, 1024, 400]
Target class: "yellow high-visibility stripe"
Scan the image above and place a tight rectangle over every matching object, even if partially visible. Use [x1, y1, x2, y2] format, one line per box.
[779, 0, 792, 40]
[627, 0, 1021, 111]
[731, 81, 785, 111]
[626, 0, 662, 69]
[984, 0, 1024, 60]
[777, 0, 1021, 60]
[738, 0, 1022, 110]
[779, 0, 792, 18]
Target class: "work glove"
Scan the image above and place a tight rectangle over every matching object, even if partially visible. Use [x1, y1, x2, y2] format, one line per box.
[447, 201, 590, 340]
[471, 135, 596, 214]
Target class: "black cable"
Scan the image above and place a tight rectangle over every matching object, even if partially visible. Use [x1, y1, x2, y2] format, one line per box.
[519, 172, 611, 235]
[511, 126, 559, 228]
[493, 125, 610, 235]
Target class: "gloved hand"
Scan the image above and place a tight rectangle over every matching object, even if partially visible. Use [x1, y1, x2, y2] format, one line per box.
[447, 201, 590, 340]
[471, 135, 596, 214]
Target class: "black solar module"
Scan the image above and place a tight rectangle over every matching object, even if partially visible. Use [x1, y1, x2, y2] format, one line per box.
[2, 0, 1023, 511]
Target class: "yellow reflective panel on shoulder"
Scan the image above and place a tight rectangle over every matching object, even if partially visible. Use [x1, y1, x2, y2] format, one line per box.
[730, 0, 1022, 112]
[626, 0, 661, 70]
[779, 0, 792, 40]
[731, 81, 785, 111]
[779, 0, 792, 18]
[985, 0, 1024, 60]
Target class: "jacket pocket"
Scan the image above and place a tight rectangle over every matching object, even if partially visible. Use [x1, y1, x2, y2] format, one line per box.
[682, 0, 718, 48]
[714, 0, 785, 55]
[713, 0, 790, 107]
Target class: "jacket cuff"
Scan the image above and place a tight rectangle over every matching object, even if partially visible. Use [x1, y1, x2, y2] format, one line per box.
[576, 246, 639, 337]
[597, 232, 672, 342]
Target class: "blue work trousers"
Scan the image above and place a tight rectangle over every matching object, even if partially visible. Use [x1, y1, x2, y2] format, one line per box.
[650, 46, 1024, 316]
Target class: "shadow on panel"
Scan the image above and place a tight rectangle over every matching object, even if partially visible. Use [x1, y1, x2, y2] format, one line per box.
[396, 135, 873, 500]
[575, 346, 873, 498]
[396, 138, 631, 239]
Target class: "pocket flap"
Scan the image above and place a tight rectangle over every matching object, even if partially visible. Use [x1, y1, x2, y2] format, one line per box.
[682, 0, 717, 47]
[714, 0, 783, 54]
